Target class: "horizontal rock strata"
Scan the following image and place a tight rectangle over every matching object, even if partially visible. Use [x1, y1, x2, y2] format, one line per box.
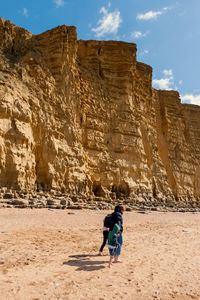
[0, 18, 200, 210]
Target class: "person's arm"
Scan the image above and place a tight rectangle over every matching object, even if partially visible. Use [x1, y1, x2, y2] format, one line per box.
[113, 234, 120, 247]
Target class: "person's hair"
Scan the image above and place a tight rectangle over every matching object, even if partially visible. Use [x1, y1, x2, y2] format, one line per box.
[114, 205, 126, 213]
[121, 205, 126, 212]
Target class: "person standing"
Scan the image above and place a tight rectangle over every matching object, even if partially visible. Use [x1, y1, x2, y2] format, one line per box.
[98, 227, 109, 256]
[107, 224, 120, 267]
[110, 205, 126, 262]
[98, 212, 114, 255]
[98, 205, 125, 259]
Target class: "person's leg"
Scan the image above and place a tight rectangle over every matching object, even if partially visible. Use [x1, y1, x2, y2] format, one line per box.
[99, 230, 109, 254]
[108, 248, 115, 267]
[108, 256, 113, 268]
[114, 232, 123, 262]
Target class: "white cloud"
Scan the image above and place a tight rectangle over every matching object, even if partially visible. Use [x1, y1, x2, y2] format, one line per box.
[152, 78, 172, 90]
[137, 7, 170, 21]
[163, 7, 170, 11]
[153, 69, 174, 90]
[181, 94, 200, 106]
[137, 10, 163, 21]
[138, 49, 149, 57]
[23, 8, 28, 17]
[53, 0, 64, 7]
[163, 69, 173, 78]
[131, 31, 148, 39]
[92, 6, 122, 37]
[178, 80, 183, 85]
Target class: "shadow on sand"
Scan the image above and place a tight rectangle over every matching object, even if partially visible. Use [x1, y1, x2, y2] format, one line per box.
[63, 254, 107, 271]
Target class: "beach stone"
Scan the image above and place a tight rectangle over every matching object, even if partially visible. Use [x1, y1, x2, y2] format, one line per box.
[60, 199, 67, 205]
[3, 193, 13, 199]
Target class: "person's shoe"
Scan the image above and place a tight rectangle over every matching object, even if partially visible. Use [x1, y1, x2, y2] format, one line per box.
[98, 251, 103, 256]
[113, 258, 122, 263]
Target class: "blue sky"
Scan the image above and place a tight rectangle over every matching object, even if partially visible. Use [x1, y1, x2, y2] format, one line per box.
[1, 0, 200, 105]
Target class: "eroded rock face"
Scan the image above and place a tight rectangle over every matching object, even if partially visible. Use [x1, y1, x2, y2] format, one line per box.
[0, 18, 200, 208]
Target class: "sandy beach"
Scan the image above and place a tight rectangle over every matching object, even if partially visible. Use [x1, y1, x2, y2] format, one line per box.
[0, 208, 200, 300]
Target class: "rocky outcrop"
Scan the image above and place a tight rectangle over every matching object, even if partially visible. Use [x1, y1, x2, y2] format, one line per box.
[0, 18, 200, 210]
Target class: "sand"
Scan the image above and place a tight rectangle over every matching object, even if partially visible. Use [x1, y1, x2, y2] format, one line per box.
[0, 208, 200, 300]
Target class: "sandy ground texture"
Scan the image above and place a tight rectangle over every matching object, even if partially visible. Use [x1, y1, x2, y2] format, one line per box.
[0, 208, 200, 300]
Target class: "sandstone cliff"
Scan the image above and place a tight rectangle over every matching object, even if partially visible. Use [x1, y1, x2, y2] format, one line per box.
[0, 18, 200, 210]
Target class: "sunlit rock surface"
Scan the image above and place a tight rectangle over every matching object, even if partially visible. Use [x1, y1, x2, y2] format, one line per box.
[0, 18, 200, 209]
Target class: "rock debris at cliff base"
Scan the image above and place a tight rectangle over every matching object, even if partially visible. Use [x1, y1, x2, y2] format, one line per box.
[0, 17, 200, 210]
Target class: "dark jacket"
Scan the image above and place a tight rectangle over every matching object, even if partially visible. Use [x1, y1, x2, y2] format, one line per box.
[110, 205, 123, 232]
